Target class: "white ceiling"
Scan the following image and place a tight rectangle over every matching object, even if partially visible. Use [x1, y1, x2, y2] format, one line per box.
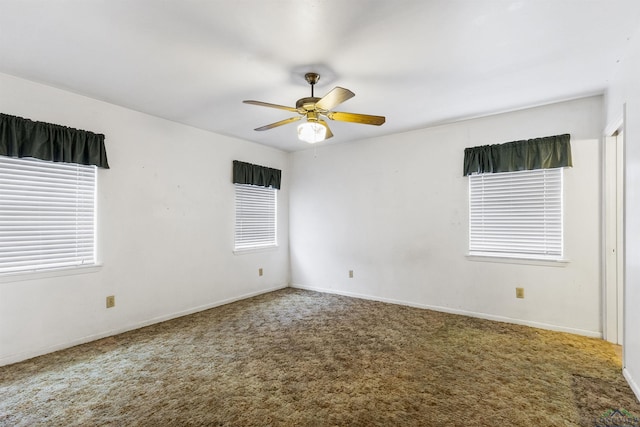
[1, 1, 640, 152]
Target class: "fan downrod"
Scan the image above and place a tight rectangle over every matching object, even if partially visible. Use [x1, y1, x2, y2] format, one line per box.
[305, 72, 320, 97]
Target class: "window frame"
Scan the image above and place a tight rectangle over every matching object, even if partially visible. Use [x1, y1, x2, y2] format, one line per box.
[0, 155, 99, 277]
[234, 183, 277, 253]
[468, 167, 565, 262]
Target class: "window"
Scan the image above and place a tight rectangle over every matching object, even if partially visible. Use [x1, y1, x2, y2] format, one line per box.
[234, 183, 277, 251]
[0, 156, 97, 274]
[468, 168, 563, 260]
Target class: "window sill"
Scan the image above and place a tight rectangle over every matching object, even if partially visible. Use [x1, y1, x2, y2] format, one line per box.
[233, 245, 279, 255]
[0, 264, 103, 283]
[466, 254, 569, 267]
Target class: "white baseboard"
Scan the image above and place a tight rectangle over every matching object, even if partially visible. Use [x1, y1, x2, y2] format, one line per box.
[4, 283, 604, 367]
[291, 284, 602, 339]
[623, 368, 640, 403]
[1, 284, 288, 367]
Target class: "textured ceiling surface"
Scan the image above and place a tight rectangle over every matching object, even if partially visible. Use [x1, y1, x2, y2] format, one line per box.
[1, 1, 640, 151]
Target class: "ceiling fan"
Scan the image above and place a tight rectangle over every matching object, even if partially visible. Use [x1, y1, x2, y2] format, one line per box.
[243, 73, 385, 143]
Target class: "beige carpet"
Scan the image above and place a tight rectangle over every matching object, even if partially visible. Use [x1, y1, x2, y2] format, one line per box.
[1, 288, 639, 426]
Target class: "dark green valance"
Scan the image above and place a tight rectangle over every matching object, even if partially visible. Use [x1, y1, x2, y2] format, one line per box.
[233, 160, 281, 189]
[463, 134, 571, 176]
[0, 113, 109, 168]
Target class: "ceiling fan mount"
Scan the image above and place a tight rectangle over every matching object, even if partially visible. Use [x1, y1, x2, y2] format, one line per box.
[304, 72, 320, 87]
[243, 72, 385, 143]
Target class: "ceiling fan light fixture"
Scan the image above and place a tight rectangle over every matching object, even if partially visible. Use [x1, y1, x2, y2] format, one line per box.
[297, 121, 326, 143]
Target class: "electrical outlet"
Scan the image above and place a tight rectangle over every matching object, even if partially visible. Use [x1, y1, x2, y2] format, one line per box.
[106, 295, 115, 308]
[516, 287, 525, 299]
[349, 270, 354, 278]
[258, 268, 263, 276]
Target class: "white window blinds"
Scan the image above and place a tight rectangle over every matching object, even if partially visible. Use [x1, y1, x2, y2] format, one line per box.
[469, 168, 563, 260]
[0, 156, 97, 274]
[234, 183, 277, 251]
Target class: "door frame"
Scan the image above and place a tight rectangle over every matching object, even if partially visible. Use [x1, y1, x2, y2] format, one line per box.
[603, 119, 625, 345]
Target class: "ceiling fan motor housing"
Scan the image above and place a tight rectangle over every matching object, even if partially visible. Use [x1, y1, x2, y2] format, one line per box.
[296, 97, 321, 113]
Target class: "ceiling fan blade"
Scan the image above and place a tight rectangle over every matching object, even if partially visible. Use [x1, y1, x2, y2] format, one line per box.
[254, 116, 301, 131]
[243, 100, 298, 113]
[326, 111, 386, 126]
[315, 87, 355, 111]
[318, 119, 334, 139]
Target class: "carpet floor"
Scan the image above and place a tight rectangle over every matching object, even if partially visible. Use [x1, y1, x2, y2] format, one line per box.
[1, 288, 639, 426]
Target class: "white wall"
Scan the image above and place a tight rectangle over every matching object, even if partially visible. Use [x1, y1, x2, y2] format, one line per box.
[0, 73, 290, 366]
[290, 96, 603, 337]
[606, 28, 640, 401]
